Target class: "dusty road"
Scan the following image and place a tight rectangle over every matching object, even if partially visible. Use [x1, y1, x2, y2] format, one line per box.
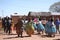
[0, 30, 60, 40]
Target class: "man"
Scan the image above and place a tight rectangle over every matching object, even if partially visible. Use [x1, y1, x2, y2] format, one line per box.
[5, 16, 12, 34]
[2, 17, 6, 32]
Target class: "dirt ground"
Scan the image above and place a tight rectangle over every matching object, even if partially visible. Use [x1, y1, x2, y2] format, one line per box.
[0, 30, 60, 40]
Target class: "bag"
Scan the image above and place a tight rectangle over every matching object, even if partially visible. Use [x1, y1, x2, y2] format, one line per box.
[25, 22, 34, 35]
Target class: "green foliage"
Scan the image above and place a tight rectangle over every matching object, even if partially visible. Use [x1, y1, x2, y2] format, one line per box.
[49, 2, 60, 12]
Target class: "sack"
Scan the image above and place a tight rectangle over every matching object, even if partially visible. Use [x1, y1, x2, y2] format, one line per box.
[25, 22, 34, 35]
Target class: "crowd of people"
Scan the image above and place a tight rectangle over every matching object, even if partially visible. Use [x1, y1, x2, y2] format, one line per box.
[2, 16, 60, 38]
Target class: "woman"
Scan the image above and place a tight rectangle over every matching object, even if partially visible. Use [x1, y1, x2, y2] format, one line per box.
[45, 18, 56, 37]
[55, 18, 60, 34]
[14, 18, 23, 37]
[25, 17, 34, 37]
[36, 18, 45, 34]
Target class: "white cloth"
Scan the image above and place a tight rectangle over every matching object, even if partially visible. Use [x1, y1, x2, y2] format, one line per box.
[39, 21, 41, 24]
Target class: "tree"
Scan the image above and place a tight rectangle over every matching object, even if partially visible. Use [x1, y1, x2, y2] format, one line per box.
[49, 2, 60, 12]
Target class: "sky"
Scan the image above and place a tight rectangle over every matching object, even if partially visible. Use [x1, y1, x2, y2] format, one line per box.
[0, 0, 60, 17]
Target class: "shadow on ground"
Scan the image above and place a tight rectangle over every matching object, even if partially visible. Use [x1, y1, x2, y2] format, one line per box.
[41, 35, 55, 38]
[3, 35, 31, 39]
[53, 39, 60, 40]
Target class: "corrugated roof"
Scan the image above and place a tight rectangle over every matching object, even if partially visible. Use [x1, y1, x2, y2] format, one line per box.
[29, 12, 51, 16]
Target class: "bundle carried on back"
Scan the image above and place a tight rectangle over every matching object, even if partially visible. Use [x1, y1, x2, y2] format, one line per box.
[25, 22, 34, 36]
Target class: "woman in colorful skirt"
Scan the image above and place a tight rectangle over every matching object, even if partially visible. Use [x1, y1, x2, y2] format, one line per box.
[36, 18, 45, 34]
[55, 18, 60, 34]
[45, 18, 56, 37]
[33, 21, 37, 30]
[25, 17, 34, 37]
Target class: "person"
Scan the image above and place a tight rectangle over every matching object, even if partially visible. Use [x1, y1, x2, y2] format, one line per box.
[55, 18, 60, 34]
[5, 16, 12, 34]
[2, 17, 7, 32]
[25, 17, 34, 37]
[33, 21, 37, 30]
[41, 18, 47, 27]
[33, 17, 38, 30]
[8, 18, 12, 34]
[36, 18, 45, 34]
[45, 18, 56, 37]
[14, 18, 23, 37]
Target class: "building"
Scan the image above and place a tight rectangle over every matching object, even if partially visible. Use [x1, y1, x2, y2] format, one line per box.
[28, 12, 51, 20]
[28, 12, 60, 20]
[11, 13, 23, 24]
[51, 12, 60, 20]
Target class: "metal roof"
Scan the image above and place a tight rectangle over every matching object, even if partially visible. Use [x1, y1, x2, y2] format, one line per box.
[28, 12, 51, 16]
